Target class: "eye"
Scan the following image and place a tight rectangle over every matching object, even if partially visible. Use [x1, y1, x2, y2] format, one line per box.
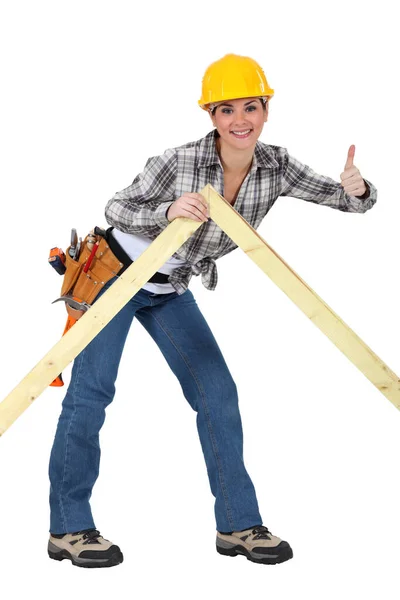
[246, 105, 257, 112]
[221, 108, 233, 114]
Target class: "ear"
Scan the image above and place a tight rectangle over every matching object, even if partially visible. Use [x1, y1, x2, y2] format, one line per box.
[209, 109, 217, 128]
[263, 103, 269, 123]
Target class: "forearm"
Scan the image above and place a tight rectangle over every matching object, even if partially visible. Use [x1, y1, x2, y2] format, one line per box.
[105, 195, 174, 235]
[281, 153, 377, 213]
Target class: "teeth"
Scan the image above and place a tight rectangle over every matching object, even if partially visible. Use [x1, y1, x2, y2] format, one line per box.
[232, 130, 251, 136]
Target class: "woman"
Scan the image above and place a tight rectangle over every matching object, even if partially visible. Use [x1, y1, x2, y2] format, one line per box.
[47, 54, 377, 568]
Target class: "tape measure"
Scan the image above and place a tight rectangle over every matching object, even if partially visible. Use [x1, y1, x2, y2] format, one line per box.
[48, 247, 66, 275]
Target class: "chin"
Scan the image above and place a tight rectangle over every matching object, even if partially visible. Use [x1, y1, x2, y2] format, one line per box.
[228, 137, 256, 150]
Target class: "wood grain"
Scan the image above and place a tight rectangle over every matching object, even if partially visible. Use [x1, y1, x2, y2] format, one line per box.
[205, 183, 400, 410]
[1, 182, 398, 437]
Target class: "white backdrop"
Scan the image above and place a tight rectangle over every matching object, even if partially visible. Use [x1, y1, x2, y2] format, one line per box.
[0, 1, 399, 598]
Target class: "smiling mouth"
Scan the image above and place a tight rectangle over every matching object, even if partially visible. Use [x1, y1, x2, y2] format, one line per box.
[230, 129, 252, 138]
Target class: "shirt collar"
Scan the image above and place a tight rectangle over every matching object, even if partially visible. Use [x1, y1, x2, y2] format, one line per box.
[197, 130, 279, 170]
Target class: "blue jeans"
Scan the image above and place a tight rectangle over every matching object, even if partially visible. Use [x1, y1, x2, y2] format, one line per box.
[48, 277, 262, 533]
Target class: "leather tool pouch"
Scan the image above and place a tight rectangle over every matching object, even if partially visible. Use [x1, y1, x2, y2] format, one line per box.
[61, 233, 124, 312]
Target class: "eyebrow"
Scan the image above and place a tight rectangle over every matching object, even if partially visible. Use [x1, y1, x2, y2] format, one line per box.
[218, 100, 258, 108]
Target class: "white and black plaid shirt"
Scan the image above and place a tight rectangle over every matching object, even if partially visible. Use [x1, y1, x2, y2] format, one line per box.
[105, 130, 377, 294]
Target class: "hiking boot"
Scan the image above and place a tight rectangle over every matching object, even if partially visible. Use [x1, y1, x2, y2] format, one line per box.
[216, 525, 293, 565]
[48, 528, 123, 568]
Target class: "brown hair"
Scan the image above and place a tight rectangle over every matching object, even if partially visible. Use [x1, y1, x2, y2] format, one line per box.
[210, 97, 268, 116]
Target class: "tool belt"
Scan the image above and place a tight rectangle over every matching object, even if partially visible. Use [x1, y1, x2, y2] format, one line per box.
[105, 228, 169, 283]
[60, 227, 170, 319]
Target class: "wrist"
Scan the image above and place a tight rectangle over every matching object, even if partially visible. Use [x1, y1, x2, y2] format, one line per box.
[356, 180, 370, 200]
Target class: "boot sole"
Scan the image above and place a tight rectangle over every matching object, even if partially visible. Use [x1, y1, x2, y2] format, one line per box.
[48, 548, 124, 568]
[216, 543, 293, 565]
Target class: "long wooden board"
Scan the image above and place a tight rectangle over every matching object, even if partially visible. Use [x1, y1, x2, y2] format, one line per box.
[1, 182, 399, 437]
[0, 217, 202, 436]
[205, 183, 400, 410]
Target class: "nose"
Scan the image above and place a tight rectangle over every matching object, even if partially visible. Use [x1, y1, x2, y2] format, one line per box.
[233, 108, 247, 125]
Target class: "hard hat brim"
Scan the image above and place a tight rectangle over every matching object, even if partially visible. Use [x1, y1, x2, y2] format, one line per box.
[199, 93, 274, 111]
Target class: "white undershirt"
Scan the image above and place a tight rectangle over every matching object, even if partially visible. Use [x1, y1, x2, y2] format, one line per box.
[111, 228, 187, 294]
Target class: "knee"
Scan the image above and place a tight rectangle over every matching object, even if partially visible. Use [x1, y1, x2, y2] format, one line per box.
[198, 372, 239, 414]
[211, 369, 238, 400]
[220, 375, 238, 403]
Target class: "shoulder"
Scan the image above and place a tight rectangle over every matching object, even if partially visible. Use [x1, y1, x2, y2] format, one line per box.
[173, 130, 216, 162]
[254, 140, 289, 169]
[172, 130, 215, 151]
[152, 131, 217, 170]
[145, 131, 214, 168]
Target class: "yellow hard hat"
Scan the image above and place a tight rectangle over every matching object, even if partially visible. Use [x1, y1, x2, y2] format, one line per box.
[198, 53, 274, 110]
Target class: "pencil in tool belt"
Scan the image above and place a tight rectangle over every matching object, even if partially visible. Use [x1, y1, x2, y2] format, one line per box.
[83, 242, 99, 273]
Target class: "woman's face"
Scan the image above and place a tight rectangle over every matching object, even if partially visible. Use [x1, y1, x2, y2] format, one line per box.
[210, 97, 268, 151]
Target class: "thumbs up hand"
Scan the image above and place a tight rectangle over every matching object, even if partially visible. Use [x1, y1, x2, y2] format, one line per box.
[340, 145, 367, 197]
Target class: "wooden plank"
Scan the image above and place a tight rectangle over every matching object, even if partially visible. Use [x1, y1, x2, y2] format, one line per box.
[1, 181, 399, 438]
[205, 183, 400, 410]
[0, 217, 202, 436]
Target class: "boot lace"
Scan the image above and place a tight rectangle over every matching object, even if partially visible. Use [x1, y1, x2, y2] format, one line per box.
[81, 529, 102, 544]
[251, 525, 272, 540]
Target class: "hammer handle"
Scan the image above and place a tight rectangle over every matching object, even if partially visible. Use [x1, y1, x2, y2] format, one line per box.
[49, 315, 77, 387]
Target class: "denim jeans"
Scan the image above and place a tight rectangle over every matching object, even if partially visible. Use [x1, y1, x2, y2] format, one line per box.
[48, 277, 262, 534]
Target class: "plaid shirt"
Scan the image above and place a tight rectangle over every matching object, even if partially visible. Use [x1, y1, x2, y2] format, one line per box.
[105, 130, 377, 294]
